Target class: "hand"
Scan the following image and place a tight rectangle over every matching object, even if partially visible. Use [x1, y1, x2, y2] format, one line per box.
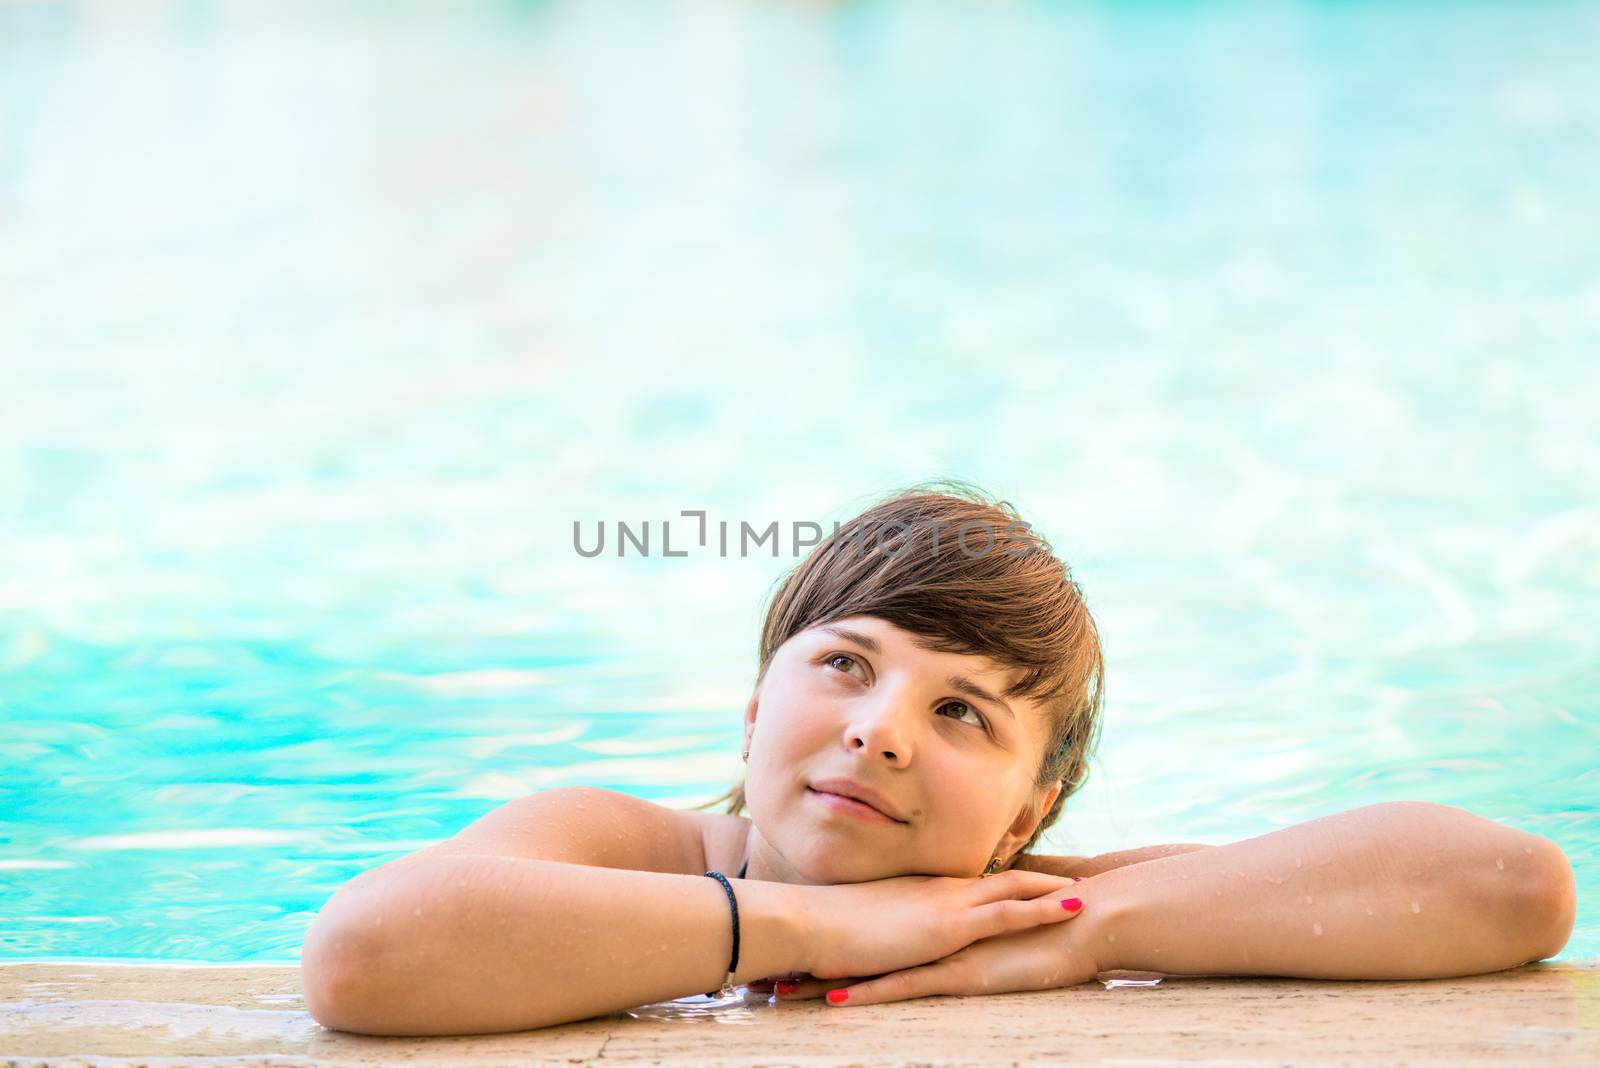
[781, 869, 1086, 986]
[759, 878, 1098, 1007]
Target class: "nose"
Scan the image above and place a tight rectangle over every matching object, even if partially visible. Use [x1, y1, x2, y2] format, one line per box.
[844, 680, 919, 765]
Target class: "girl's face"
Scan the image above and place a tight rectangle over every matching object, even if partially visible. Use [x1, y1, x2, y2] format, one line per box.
[741, 614, 1062, 885]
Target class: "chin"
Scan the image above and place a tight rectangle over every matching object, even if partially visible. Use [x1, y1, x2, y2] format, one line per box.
[784, 845, 892, 885]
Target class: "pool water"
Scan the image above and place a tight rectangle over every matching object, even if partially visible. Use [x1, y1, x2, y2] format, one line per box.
[1, 1, 1595, 964]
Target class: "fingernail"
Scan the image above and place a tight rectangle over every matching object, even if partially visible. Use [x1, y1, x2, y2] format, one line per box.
[775, 980, 800, 995]
[827, 988, 850, 1005]
[1061, 897, 1083, 911]
[1072, 876, 1084, 882]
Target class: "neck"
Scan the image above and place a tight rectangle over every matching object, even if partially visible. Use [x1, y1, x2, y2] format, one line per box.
[739, 827, 837, 886]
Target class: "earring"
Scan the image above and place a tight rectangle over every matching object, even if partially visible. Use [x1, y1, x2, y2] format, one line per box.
[742, 750, 749, 762]
[982, 856, 1000, 876]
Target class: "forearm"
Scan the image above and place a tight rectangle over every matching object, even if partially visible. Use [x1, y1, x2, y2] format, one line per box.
[301, 854, 807, 1035]
[1079, 802, 1572, 980]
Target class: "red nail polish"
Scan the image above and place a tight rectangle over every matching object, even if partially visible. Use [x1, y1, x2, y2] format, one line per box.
[1061, 897, 1083, 911]
[827, 988, 849, 1005]
[775, 980, 799, 994]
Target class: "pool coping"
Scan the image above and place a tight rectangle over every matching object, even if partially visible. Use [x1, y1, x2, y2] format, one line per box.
[2, 959, 1598, 1066]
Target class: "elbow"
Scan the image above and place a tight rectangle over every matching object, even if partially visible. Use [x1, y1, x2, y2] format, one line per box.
[1524, 838, 1578, 962]
[301, 920, 384, 1034]
[1399, 804, 1577, 965]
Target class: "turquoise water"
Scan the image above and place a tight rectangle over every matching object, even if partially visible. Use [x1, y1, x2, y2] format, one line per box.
[1, 0, 1595, 965]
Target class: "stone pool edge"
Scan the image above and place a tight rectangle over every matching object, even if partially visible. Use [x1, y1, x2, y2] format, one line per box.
[2, 959, 1598, 1066]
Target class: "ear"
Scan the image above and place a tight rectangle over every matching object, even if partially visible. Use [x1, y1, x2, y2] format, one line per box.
[996, 780, 1064, 861]
[742, 689, 759, 754]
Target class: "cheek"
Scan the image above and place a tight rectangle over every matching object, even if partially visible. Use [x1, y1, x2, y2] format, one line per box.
[764, 680, 836, 733]
[919, 767, 999, 824]
[752, 696, 829, 762]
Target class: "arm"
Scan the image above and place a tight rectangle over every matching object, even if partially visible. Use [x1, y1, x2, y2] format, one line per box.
[301, 855, 808, 1035]
[1076, 802, 1577, 980]
[1014, 843, 1216, 878]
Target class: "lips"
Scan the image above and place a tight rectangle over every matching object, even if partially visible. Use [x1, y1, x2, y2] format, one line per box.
[808, 778, 908, 823]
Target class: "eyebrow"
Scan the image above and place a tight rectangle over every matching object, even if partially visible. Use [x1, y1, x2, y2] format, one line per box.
[818, 624, 1017, 723]
[945, 674, 1017, 723]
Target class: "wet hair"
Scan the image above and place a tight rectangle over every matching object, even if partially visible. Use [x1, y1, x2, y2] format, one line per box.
[691, 477, 1105, 866]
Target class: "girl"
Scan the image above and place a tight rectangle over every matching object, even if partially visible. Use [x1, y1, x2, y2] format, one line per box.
[300, 481, 1576, 1036]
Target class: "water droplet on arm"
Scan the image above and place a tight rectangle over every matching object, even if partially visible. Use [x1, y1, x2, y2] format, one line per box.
[1312, 922, 1324, 936]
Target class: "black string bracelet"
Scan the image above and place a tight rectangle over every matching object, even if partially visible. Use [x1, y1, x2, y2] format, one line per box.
[703, 870, 740, 997]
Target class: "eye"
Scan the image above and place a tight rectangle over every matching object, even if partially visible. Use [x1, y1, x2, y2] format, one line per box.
[938, 700, 990, 732]
[824, 652, 867, 680]
[823, 653, 990, 734]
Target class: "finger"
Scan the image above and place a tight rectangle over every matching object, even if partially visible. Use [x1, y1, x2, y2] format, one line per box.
[773, 973, 850, 1002]
[1039, 894, 1085, 921]
[1008, 887, 1086, 916]
[822, 962, 950, 1007]
[971, 868, 1082, 903]
[975, 893, 1084, 938]
[753, 968, 810, 995]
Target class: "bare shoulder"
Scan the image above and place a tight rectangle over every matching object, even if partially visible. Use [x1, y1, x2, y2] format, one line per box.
[405, 786, 714, 875]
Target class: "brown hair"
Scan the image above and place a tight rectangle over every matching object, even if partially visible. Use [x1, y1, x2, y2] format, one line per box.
[691, 477, 1105, 866]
